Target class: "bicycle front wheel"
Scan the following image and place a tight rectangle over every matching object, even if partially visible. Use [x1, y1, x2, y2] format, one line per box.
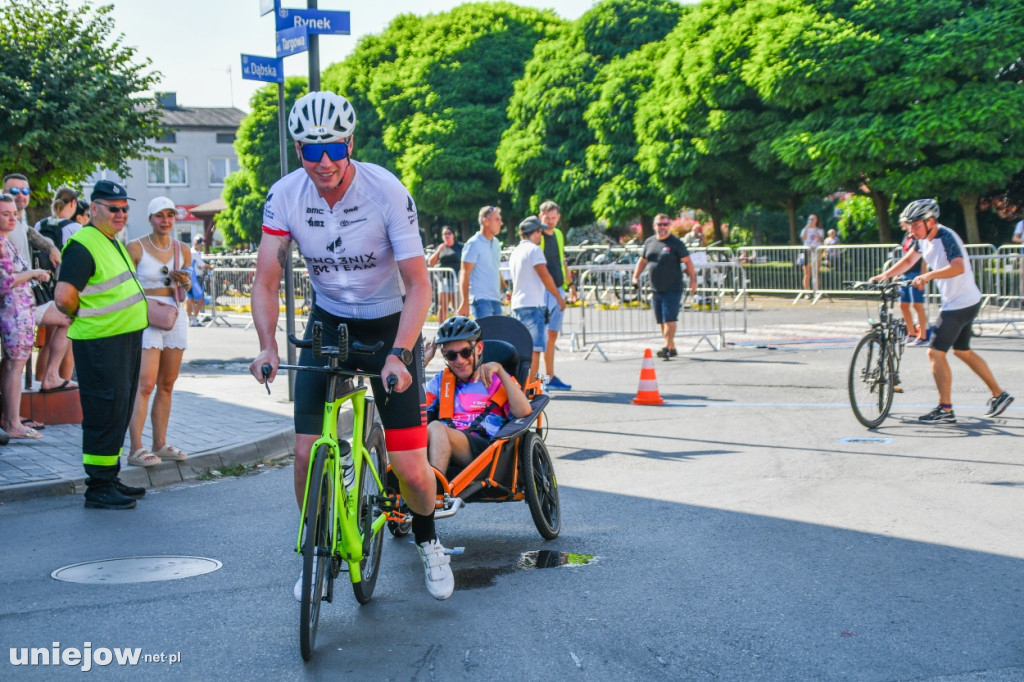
[300, 445, 333, 662]
[848, 333, 894, 429]
[352, 425, 386, 605]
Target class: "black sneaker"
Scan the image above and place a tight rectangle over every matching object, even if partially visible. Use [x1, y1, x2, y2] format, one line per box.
[656, 348, 670, 359]
[114, 479, 146, 499]
[919, 407, 956, 424]
[668, 348, 678, 357]
[84, 484, 137, 510]
[985, 392, 1014, 417]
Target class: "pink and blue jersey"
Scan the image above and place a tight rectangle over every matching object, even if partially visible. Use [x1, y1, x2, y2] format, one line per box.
[425, 373, 511, 438]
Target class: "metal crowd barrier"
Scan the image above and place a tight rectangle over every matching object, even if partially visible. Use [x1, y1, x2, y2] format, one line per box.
[969, 254, 1024, 335]
[572, 262, 747, 358]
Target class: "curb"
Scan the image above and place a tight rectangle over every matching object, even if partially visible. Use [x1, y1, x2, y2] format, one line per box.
[0, 426, 295, 505]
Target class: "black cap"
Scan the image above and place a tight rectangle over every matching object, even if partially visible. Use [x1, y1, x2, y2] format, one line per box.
[90, 180, 133, 202]
[518, 216, 544, 234]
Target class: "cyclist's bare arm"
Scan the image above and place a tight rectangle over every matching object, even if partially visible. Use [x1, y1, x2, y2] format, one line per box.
[872, 249, 921, 282]
[383, 254, 432, 392]
[249, 232, 288, 383]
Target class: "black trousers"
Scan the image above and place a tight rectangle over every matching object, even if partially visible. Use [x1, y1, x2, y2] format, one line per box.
[73, 330, 143, 486]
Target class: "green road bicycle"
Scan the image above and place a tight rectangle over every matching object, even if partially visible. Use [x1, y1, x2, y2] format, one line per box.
[261, 321, 403, 661]
[846, 280, 909, 428]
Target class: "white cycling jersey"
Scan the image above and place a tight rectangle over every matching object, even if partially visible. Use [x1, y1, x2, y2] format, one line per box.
[262, 160, 424, 319]
[915, 224, 981, 311]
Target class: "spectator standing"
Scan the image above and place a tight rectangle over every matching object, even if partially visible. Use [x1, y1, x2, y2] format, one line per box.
[125, 197, 192, 467]
[871, 199, 1013, 423]
[427, 226, 462, 320]
[632, 213, 697, 360]
[54, 180, 148, 509]
[823, 228, 841, 267]
[33, 186, 79, 384]
[799, 213, 825, 291]
[458, 206, 505, 319]
[537, 200, 575, 390]
[1, 193, 77, 436]
[62, 198, 89, 245]
[2, 174, 62, 273]
[509, 217, 565, 379]
[187, 234, 213, 327]
[897, 221, 929, 345]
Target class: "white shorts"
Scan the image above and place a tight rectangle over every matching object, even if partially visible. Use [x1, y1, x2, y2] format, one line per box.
[142, 297, 188, 350]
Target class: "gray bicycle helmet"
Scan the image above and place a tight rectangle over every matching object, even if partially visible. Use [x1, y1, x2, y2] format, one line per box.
[288, 91, 357, 143]
[899, 198, 940, 223]
[436, 315, 482, 345]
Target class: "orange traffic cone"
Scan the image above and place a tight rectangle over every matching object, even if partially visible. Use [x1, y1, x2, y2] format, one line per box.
[632, 348, 665, 405]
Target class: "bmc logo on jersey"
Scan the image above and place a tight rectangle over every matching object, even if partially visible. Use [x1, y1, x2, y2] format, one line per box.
[306, 207, 324, 215]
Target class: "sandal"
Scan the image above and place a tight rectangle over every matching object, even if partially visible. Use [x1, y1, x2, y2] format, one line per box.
[127, 448, 162, 467]
[152, 444, 187, 462]
[20, 418, 45, 430]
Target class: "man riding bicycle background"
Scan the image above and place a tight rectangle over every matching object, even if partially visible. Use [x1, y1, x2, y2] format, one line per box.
[249, 90, 454, 600]
[871, 198, 1014, 423]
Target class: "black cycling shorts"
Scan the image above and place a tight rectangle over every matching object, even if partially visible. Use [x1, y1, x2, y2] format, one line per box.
[294, 306, 427, 451]
[930, 301, 981, 353]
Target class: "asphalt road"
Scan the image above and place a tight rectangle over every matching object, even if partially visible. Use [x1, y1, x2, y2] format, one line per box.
[2, 311, 1022, 680]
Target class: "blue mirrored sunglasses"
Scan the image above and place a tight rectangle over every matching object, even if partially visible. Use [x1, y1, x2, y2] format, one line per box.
[299, 142, 349, 163]
[6, 187, 30, 195]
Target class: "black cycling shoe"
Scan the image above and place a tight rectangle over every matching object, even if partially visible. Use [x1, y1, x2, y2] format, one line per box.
[84, 484, 137, 510]
[114, 479, 146, 499]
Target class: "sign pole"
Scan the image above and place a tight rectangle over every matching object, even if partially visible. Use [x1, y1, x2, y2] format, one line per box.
[307, 0, 320, 91]
[279, 81, 297, 401]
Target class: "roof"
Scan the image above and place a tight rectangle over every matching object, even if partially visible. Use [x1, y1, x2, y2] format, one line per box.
[161, 107, 246, 130]
[190, 197, 226, 216]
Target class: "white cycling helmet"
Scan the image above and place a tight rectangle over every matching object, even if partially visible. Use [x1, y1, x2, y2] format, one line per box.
[899, 198, 940, 223]
[288, 91, 357, 143]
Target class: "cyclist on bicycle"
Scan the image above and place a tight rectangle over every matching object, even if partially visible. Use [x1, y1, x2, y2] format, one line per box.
[424, 316, 532, 474]
[249, 90, 453, 600]
[871, 198, 1014, 423]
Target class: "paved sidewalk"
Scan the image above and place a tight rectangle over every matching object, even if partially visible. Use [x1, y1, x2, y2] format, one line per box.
[0, 362, 295, 503]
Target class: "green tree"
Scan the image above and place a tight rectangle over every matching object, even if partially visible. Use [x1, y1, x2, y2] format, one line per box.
[765, 0, 1024, 243]
[324, 3, 559, 241]
[636, 0, 802, 244]
[0, 0, 162, 213]
[216, 77, 308, 247]
[497, 0, 685, 228]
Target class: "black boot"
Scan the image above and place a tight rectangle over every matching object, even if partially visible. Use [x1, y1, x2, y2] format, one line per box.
[84, 482, 137, 510]
[113, 479, 146, 499]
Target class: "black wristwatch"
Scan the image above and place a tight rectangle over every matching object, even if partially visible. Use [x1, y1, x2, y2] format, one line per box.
[389, 347, 413, 365]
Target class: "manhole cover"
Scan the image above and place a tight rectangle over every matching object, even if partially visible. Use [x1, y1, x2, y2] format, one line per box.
[838, 436, 893, 444]
[51, 556, 222, 584]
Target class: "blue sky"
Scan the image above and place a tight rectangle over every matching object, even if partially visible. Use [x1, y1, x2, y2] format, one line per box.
[72, 1, 612, 111]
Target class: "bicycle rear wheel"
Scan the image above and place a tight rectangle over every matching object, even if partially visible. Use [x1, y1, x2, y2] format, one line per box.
[352, 425, 386, 604]
[521, 432, 560, 540]
[848, 333, 894, 429]
[300, 445, 333, 661]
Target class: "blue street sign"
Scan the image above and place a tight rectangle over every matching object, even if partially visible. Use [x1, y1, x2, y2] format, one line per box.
[275, 8, 350, 35]
[240, 54, 284, 83]
[276, 25, 309, 58]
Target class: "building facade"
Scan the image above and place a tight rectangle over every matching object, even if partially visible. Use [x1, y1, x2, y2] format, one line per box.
[85, 92, 244, 243]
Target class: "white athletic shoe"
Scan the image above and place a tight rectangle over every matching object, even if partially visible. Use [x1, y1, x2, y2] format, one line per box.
[416, 539, 454, 600]
[293, 559, 326, 602]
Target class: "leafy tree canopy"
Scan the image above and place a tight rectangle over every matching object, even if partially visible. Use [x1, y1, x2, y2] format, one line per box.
[324, 2, 559, 239]
[497, 0, 684, 227]
[216, 77, 307, 247]
[0, 0, 162, 208]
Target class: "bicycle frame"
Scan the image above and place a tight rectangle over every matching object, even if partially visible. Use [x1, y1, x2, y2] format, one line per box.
[294, 375, 389, 579]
